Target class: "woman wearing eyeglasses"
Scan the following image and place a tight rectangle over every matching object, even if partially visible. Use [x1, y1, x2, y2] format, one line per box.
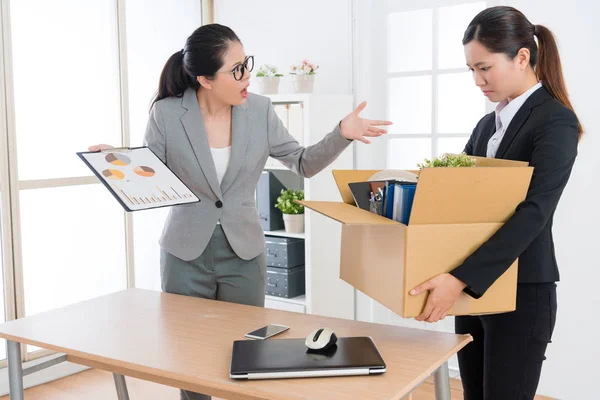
[91, 23, 389, 400]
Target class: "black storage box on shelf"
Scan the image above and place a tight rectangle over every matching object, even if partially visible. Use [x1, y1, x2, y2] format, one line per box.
[265, 265, 305, 299]
[265, 236, 305, 269]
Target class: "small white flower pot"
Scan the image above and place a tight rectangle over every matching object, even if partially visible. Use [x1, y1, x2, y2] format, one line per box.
[256, 76, 281, 94]
[292, 74, 315, 93]
[283, 214, 305, 233]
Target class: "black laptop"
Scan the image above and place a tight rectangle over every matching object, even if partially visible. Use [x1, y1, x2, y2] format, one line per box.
[229, 336, 386, 380]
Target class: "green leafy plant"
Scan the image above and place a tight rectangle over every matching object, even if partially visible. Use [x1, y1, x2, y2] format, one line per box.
[275, 189, 304, 215]
[256, 64, 283, 77]
[417, 153, 476, 170]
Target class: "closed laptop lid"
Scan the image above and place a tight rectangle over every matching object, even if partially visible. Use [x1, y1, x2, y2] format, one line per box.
[230, 337, 386, 375]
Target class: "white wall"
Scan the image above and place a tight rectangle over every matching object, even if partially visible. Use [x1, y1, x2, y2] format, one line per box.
[505, 1, 600, 398]
[214, 0, 352, 95]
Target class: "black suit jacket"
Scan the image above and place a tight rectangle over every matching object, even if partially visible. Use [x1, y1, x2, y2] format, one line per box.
[449, 86, 579, 299]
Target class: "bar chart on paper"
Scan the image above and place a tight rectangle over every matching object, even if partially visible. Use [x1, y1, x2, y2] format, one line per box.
[78, 147, 199, 211]
[110, 183, 196, 207]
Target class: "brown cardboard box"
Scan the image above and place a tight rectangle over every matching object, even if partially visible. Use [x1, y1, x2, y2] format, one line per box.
[300, 156, 534, 318]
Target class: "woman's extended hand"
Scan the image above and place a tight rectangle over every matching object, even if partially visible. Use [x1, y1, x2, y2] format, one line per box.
[340, 101, 392, 144]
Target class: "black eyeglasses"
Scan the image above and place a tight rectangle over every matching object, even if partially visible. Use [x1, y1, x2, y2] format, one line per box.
[230, 56, 254, 81]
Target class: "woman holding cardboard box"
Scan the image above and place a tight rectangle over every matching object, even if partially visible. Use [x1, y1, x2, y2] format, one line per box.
[409, 6, 582, 399]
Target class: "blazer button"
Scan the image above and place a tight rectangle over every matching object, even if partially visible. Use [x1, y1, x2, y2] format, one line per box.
[215, 200, 223, 208]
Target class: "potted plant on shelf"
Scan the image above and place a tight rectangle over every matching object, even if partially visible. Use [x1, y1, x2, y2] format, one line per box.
[289, 59, 318, 93]
[275, 188, 305, 233]
[255, 64, 283, 94]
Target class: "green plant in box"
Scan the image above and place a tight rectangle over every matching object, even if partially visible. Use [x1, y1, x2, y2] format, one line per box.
[275, 189, 304, 215]
[417, 152, 476, 170]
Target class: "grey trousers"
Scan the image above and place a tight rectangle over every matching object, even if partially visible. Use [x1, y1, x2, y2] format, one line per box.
[160, 225, 267, 400]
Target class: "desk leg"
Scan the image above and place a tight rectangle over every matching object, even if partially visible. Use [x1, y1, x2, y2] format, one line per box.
[113, 373, 130, 400]
[7, 340, 24, 400]
[433, 362, 451, 400]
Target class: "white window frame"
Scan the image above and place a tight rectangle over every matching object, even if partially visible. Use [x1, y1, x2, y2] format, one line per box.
[0, 0, 211, 366]
[383, 0, 504, 166]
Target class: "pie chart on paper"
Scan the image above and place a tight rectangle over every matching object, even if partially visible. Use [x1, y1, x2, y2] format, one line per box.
[134, 166, 155, 177]
[105, 153, 131, 166]
[102, 169, 125, 180]
[78, 147, 199, 211]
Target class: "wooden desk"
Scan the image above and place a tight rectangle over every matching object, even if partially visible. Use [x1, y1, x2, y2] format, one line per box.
[0, 289, 471, 399]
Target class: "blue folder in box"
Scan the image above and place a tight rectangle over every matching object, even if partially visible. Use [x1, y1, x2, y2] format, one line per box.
[392, 183, 417, 225]
[384, 182, 394, 219]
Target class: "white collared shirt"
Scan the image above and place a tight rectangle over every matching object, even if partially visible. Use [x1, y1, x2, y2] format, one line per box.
[487, 82, 543, 158]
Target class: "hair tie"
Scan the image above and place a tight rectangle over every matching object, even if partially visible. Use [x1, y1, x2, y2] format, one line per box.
[180, 48, 185, 56]
[533, 25, 537, 36]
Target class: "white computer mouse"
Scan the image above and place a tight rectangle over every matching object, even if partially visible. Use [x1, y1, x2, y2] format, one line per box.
[305, 328, 338, 351]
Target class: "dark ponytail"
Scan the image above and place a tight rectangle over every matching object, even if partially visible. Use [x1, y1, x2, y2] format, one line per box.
[151, 24, 241, 107]
[463, 6, 583, 140]
[155, 50, 199, 104]
[533, 24, 582, 136]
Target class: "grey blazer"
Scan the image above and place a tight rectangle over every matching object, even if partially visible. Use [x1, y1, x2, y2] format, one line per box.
[144, 88, 352, 261]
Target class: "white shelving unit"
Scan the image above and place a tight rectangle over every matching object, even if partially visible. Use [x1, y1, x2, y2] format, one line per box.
[259, 93, 355, 319]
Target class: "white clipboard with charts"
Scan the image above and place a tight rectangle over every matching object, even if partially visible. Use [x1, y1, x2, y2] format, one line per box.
[77, 146, 199, 212]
